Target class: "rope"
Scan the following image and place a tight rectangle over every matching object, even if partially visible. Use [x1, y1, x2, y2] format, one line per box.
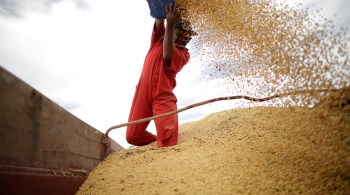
[105, 88, 338, 137]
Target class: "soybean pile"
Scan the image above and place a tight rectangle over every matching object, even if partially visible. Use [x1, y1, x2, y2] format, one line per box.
[77, 89, 349, 194]
[177, 0, 349, 107]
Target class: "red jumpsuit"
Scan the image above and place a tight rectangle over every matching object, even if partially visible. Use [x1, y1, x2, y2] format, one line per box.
[126, 24, 190, 147]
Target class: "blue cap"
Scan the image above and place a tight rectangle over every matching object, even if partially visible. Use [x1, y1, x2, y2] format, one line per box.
[146, 0, 175, 19]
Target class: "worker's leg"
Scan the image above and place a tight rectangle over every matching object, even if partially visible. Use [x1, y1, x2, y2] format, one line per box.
[126, 85, 157, 146]
[153, 100, 178, 147]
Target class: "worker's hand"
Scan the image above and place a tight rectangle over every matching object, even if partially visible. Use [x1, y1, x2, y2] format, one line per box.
[165, 3, 180, 28]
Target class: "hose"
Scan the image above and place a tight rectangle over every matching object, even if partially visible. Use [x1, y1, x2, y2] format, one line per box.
[105, 88, 339, 137]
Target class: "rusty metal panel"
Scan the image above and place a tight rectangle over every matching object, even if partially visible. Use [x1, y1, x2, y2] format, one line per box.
[0, 66, 123, 194]
[0, 164, 86, 195]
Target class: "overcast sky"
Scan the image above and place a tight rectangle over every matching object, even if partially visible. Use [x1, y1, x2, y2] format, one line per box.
[0, 0, 222, 148]
[1, 0, 349, 148]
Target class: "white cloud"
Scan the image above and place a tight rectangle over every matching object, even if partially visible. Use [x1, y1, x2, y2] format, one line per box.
[0, 0, 154, 148]
[0, 0, 90, 17]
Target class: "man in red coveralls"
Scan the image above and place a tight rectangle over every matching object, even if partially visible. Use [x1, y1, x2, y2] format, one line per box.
[126, 4, 196, 147]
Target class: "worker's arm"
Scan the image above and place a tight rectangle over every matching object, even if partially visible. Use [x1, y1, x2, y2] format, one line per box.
[154, 19, 164, 32]
[163, 4, 180, 65]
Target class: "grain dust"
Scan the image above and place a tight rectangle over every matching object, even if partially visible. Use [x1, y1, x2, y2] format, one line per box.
[177, 0, 349, 107]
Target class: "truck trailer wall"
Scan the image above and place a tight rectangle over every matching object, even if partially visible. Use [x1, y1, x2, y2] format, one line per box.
[0, 66, 123, 195]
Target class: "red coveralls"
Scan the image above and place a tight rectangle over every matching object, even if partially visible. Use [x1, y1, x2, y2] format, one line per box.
[126, 23, 190, 147]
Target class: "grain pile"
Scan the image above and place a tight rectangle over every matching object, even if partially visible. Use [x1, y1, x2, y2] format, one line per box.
[177, 0, 349, 107]
[77, 89, 349, 194]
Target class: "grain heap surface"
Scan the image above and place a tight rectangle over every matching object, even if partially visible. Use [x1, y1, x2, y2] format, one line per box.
[77, 92, 349, 194]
